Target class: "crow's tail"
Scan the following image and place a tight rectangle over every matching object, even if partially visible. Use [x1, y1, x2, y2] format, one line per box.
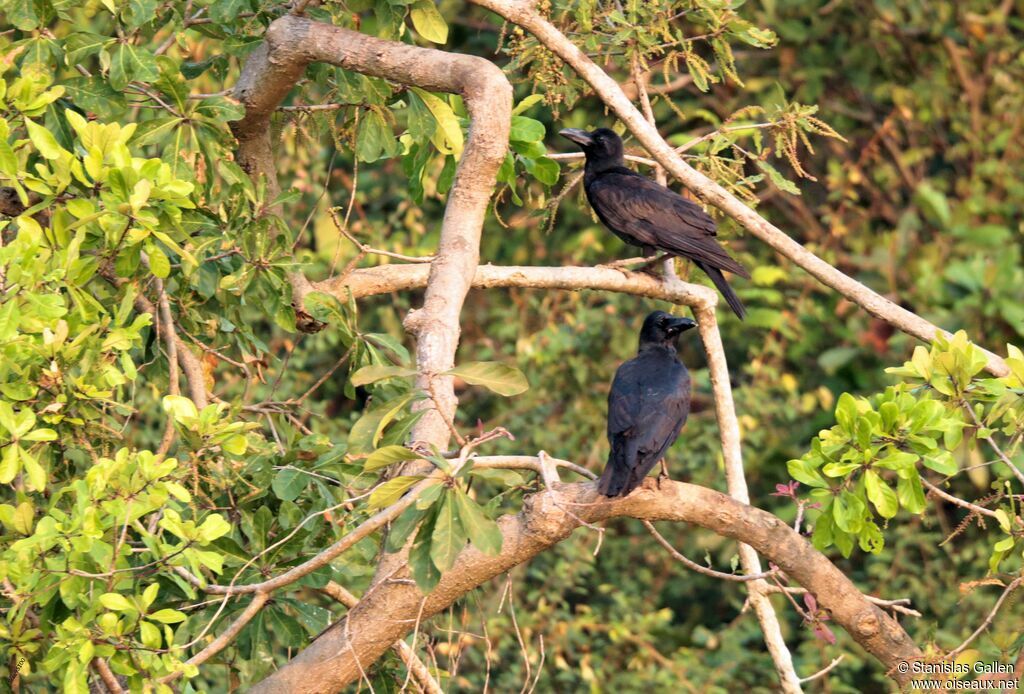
[696, 261, 747, 320]
[597, 442, 641, 497]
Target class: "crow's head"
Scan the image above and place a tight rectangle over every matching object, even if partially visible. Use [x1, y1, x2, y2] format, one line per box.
[559, 127, 624, 167]
[638, 310, 697, 348]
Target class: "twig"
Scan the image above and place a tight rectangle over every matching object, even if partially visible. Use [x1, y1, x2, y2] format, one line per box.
[159, 592, 269, 683]
[174, 475, 443, 595]
[763, 585, 922, 618]
[330, 207, 436, 265]
[947, 577, 1023, 658]
[470, 454, 596, 480]
[799, 655, 844, 683]
[154, 278, 180, 458]
[321, 582, 444, 694]
[694, 304, 802, 692]
[91, 658, 125, 693]
[642, 521, 776, 583]
[922, 477, 999, 518]
[962, 400, 1024, 486]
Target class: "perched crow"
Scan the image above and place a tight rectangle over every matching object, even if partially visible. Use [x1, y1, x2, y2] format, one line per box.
[598, 311, 696, 497]
[560, 127, 750, 319]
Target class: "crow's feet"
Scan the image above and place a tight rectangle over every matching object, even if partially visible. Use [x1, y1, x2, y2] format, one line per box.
[636, 253, 673, 275]
[597, 255, 660, 271]
[656, 459, 671, 489]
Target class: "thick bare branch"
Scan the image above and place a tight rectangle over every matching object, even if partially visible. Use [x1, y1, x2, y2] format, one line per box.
[696, 304, 801, 691]
[232, 14, 512, 352]
[321, 581, 444, 694]
[250, 478, 922, 693]
[470, 0, 1010, 378]
[316, 262, 717, 307]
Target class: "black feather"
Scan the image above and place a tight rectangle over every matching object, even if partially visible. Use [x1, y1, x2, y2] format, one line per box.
[599, 312, 694, 497]
[563, 129, 749, 319]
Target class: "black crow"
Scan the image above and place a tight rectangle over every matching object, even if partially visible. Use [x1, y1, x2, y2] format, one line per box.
[598, 311, 696, 497]
[560, 127, 750, 319]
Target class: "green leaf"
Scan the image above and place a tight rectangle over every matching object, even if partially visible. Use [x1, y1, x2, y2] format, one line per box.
[0, 445, 20, 484]
[208, 0, 247, 23]
[350, 364, 417, 387]
[142, 583, 159, 609]
[511, 94, 545, 116]
[453, 488, 502, 555]
[147, 609, 186, 624]
[896, 469, 926, 514]
[100, 593, 133, 611]
[221, 435, 247, 456]
[410, 88, 463, 156]
[355, 109, 400, 163]
[26, 119, 66, 159]
[832, 490, 863, 534]
[21, 449, 46, 491]
[446, 361, 529, 396]
[365, 445, 419, 472]
[386, 504, 431, 553]
[368, 475, 423, 510]
[163, 395, 199, 422]
[509, 116, 545, 143]
[833, 526, 854, 558]
[409, 511, 441, 592]
[786, 458, 827, 488]
[109, 43, 160, 90]
[864, 469, 898, 519]
[272, 467, 308, 502]
[914, 182, 951, 228]
[409, 0, 449, 44]
[834, 392, 858, 432]
[146, 244, 170, 278]
[430, 493, 466, 572]
[140, 620, 161, 648]
[755, 159, 800, 195]
[522, 156, 560, 186]
[198, 514, 231, 542]
[858, 520, 885, 553]
[922, 451, 957, 476]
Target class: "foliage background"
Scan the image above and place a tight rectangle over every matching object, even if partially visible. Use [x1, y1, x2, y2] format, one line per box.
[0, 0, 1022, 691]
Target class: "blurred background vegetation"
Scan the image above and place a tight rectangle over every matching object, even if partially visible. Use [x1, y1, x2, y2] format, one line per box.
[1, 0, 1023, 691]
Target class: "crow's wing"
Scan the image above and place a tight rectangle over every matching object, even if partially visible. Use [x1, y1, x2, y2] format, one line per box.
[587, 170, 749, 279]
[600, 356, 690, 496]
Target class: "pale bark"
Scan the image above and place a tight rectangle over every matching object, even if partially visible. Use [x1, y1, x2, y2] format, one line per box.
[250, 478, 923, 692]
[316, 262, 717, 306]
[696, 304, 801, 692]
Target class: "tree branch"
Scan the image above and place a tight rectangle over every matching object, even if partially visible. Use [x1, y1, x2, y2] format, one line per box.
[315, 262, 717, 307]
[320, 581, 444, 694]
[695, 304, 801, 692]
[250, 478, 923, 692]
[470, 0, 1010, 378]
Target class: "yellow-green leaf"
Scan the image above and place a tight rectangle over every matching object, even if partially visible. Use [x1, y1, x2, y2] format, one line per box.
[410, 87, 463, 156]
[410, 0, 449, 44]
[100, 593, 133, 611]
[350, 364, 416, 387]
[365, 445, 419, 472]
[446, 361, 528, 396]
[26, 118, 67, 159]
[368, 475, 423, 510]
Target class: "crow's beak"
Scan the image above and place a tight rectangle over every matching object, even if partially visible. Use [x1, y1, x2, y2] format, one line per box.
[559, 128, 594, 148]
[665, 317, 697, 336]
